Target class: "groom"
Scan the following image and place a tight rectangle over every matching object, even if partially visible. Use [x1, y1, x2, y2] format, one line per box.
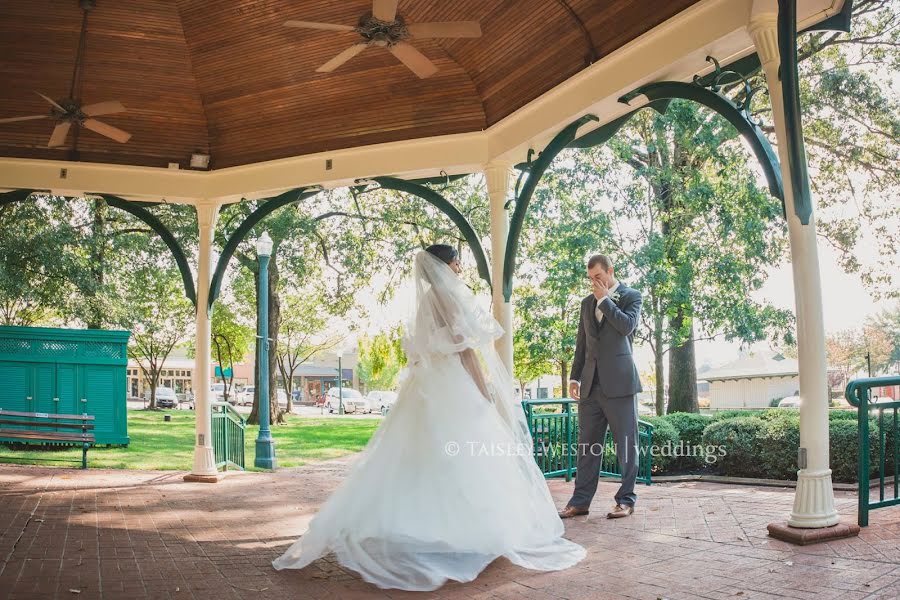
[559, 254, 642, 520]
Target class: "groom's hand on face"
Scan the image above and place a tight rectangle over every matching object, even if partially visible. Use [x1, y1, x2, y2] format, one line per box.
[591, 278, 609, 300]
[569, 381, 580, 400]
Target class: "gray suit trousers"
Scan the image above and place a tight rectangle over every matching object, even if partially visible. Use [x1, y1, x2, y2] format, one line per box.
[568, 386, 639, 508]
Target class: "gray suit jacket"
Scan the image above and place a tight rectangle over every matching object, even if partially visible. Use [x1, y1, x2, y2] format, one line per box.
[570, 285, 643, 399]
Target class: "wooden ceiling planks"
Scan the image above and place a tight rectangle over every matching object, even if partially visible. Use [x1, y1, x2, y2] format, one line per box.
[0, 0, 700, 170]
[176, 0, 487, 167]
[0, 0, 208, 167]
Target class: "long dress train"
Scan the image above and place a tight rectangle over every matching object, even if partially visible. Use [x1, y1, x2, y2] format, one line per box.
[273, 252, 585, 591]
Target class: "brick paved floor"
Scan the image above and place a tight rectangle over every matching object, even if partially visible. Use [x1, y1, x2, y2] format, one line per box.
[2, 462, 900, 600]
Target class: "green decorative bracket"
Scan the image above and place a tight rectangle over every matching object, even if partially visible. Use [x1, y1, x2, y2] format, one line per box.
[100, 194, 197, 307]
[208, 187, 320, 313]
[511, 149, 536, 205]
[369, 176, 492, 289]
[777, 0, 814, 225]
[0, 189, 198, 307]
[406, 172, 470, 187]
[502, 114, 599, 302]
[567, 100, 670, 149]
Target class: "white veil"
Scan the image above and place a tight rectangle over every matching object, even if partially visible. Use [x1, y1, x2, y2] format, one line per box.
[402, 251, 535, 457]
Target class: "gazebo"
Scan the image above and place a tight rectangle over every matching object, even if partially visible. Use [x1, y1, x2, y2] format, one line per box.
[0, 0, 852, 540]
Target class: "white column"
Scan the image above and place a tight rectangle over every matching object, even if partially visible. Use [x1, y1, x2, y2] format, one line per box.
[188, 201, 220, 479]
[749, 12, 838, 528]
[484, 162, 514, 371]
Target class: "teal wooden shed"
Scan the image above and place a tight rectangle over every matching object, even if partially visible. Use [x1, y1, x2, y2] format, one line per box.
[0, 326, 131, 445]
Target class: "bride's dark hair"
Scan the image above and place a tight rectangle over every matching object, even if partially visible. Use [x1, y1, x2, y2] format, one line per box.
[425, 244, 458, 265]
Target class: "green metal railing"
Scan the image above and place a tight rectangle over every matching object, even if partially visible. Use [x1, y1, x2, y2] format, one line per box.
[521, 399, 653, 485]
[211, 401, 246, 470]
[846, 376, 900, 526]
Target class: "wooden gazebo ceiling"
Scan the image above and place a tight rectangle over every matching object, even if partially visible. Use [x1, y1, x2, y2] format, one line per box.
[0, 0, 698, 170]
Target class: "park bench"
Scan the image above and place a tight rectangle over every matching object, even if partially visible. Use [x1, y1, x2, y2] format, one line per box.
[0, 408, 95, 469]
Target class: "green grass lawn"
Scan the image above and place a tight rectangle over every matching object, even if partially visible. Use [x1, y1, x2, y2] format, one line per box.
[0, 409, 380, 471]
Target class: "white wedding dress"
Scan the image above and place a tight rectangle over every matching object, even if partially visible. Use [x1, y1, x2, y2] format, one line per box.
[273, 251, 586, 591]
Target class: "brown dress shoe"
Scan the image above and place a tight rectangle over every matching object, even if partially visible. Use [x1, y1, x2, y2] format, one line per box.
[558, 505, 590, 519]
[607, 504, 634, 519]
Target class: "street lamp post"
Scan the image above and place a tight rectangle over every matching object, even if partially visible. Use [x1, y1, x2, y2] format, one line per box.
[336, 349, 345, 415]
[254, 231, 276, 470]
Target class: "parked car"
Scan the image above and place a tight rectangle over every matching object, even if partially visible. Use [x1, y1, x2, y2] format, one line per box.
[238, 385, 255, 406]
[778, 395, 801, 408]
[236, 386, 288, 406]
[325, 387, 366, 413]
[365, 391, 398, 415]
[210, 383, 226, 403]
[147, 386, 178, 409]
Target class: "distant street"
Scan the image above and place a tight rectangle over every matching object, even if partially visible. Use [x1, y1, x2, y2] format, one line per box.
[125, 398, 383, 419]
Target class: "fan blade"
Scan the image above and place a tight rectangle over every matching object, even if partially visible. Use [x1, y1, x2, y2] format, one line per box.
[83, 118, 132, 143]
[81, 100, 126, 117]
[408, 22, 482, 38]
[0, 114, 49, 124]
[389, 42, 438, 78]
[316, 43, 368, 73]
[284, 20, 355, 32]
[372, 0, 398, 21]
[36, 92, 66, 112]
[48, 122, 71, 148]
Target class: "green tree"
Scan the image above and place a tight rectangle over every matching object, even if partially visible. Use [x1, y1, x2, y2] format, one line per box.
[276, 290, 341, 410]
[113, 257, 194, 409]
[356, 327, 407, 391]
[513, 324, 554, 399]
[63, 198, 197, 330]
[0, 196, 83, 325]
[211, 302, 254, 403]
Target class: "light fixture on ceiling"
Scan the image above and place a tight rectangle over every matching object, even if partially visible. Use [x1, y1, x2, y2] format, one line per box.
[190, 152, 210, 169]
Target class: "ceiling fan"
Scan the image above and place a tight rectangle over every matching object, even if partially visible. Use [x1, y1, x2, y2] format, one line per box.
[0, 0, 131, 148]
[285, 0, 482, 79]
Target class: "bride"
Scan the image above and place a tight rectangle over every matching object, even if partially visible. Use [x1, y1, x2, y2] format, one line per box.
[273, 244, 586, 591]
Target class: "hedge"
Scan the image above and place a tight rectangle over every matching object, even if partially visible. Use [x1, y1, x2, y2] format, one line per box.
[526, 405, 886, 484]
[698, 410, 885, 482]
[710, 408, 858, 422]
[830, 419, 880, 483]
[657, 412, 713, 470]
[641, 415, 679, 473]
[701, 417, 770, 478]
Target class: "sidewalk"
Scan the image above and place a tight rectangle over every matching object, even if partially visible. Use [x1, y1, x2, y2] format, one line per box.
[1, 462, 899, 599]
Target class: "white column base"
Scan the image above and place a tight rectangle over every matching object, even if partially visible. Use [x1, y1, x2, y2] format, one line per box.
[788, 469, 840, 528]
[191, 444, 218, 477]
